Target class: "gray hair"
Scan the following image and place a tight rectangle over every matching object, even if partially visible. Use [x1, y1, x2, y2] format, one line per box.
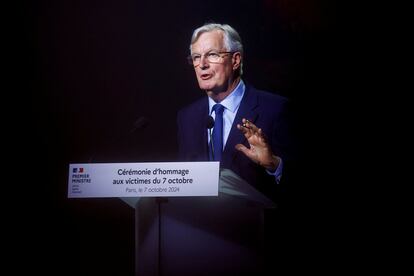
[190, 23, 244, 75]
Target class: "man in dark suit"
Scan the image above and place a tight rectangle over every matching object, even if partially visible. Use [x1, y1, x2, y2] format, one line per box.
[175, 23, 293, 274]
[177, 23, 292, 202]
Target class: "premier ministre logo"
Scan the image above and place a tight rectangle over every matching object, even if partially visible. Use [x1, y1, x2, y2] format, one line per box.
[73, 167, 84, 173]
[71, 167, 91, 183]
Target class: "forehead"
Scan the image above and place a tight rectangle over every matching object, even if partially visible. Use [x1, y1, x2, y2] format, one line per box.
[191, 30, 225, 53]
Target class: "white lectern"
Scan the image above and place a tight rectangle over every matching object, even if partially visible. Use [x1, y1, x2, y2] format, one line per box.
[121, 169, 276, 276]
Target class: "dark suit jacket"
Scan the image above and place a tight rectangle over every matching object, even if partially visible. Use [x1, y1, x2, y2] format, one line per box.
[177, 84, 291, 203]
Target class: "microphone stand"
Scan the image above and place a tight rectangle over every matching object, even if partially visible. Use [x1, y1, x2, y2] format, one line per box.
[156, 197, 168, 276]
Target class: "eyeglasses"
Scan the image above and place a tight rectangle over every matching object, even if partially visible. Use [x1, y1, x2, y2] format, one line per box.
[187, 51, 234, 66]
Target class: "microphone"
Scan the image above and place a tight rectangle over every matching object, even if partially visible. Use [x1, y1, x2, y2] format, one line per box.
[206, 115, 215, 160]
[206, 115, 215, 129]
[130, 116, 150, 134]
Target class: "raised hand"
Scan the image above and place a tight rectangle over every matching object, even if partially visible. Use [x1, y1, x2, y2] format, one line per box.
[235, 118, 280, 172]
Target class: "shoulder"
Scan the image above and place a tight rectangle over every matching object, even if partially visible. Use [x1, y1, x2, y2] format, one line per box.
[245, 84, 289, 110]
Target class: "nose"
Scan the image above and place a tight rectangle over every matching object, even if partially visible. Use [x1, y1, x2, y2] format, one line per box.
[199, 55, 209, 69]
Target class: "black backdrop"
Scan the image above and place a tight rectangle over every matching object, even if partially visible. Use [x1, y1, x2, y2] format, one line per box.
[17, 0, 337, 274]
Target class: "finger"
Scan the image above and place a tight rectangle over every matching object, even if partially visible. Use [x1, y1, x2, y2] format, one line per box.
[257, 128, 267, 140]
[241, 119, 256, 137]
[245, 120, 260, 133]
[240, 119, 250, 130]
[235, 143, 253, 158]
[237, 123, 253, 138]
[237, 123, 247, 134]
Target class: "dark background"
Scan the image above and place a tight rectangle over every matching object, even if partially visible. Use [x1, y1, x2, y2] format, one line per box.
[14, 0, 338, 274]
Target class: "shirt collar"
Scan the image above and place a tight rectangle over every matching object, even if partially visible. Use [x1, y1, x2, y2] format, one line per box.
[209, 79, 245, 114]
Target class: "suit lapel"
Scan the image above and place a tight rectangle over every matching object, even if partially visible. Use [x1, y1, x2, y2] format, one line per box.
[194, 97, 209, 160]
[222, 85, 258, 167]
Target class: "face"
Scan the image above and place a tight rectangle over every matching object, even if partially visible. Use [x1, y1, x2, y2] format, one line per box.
[190, 30, 241, 98]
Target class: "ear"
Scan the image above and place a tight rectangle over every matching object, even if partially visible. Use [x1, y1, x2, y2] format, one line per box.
[232, 52, 242, 71]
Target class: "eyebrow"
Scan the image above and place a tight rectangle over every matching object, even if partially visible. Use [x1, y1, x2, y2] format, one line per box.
[191, 49, 221, 55]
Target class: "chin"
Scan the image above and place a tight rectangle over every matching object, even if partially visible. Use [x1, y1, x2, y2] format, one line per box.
[198, 81, 215, 91]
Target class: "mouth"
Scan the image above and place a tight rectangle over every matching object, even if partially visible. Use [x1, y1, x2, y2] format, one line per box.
[200, 73, 212, 80]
